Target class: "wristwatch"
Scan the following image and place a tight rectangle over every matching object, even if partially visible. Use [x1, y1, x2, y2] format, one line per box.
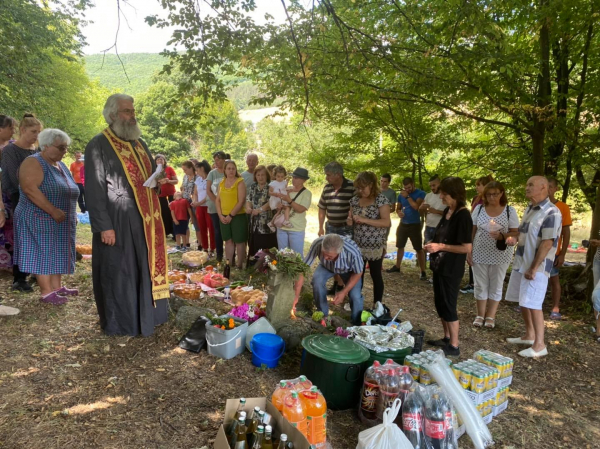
[0, 209, 5, 213]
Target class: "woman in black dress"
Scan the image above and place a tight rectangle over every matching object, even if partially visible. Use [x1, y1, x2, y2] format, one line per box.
[424, 177, 473, 357]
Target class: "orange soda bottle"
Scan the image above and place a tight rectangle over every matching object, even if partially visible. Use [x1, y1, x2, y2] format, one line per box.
[300, 386, 327, 448]
[282, 391, 308, 439]
[272, 381, 292, 412]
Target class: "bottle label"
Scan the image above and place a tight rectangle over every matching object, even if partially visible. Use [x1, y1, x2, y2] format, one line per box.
[307, 414, 327, 446]
[444, 411, 453, 430]
[291, 418, 308, 438]
[360, 381, 380, 412]
[381, 391, 399, 410]
[402, 412, 422, 432]
[425, 418, 445, 439]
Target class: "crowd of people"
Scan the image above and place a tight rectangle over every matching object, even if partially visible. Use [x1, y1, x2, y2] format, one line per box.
[0, 92, 599, 356]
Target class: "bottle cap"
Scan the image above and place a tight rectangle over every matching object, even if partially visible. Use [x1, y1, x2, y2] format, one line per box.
[291, 391, 299, 398]
[280, 380, 287, 387]
[240, 411, 247, 417]
[280, 434, 288, 441]
[373, 360, 381, 366]
[265, 425, 272, 432]
[254, 406, 261, 412]
[240, 397, 246, 403]
[299, 375, 307, 381]
[257, 425, 264, 432]
[258, 410, 265, 416]
[311, 386, 318, 393]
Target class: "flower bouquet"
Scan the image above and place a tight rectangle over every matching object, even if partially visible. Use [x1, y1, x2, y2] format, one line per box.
[229, 302, 266, 324]
[207, 315, 241, 330]
[254, 247, 310, 279]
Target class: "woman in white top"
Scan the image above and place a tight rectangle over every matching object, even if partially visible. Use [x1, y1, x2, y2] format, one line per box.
[469, 181, 519, 328]
[192, 160, 215, 254]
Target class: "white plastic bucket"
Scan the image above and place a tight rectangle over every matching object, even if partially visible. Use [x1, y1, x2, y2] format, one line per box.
[245, 317, 276, 352]
[205, 315, 248, 360]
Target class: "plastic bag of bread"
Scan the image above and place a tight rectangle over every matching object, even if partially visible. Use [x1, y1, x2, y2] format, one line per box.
[173, 284, 202, 300]
[181, 251, 209, 267]
[202, 272, 229, 288]
[168, 270, 187, 283]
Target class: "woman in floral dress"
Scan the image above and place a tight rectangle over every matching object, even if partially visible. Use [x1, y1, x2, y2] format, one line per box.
[347, 171, 391, 307]
[245, 165, 278, 260]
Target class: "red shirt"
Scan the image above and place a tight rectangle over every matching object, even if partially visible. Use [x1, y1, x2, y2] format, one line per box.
[169, 198, 190, 221]
[70, 160, 84, 183]
[159, 166, 177, 197]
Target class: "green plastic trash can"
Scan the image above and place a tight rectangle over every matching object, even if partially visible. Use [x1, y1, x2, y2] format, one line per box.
[300, 335, 370, 410]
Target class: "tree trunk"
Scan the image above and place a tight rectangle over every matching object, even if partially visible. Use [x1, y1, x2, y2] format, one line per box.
[533, 1, 551, 176]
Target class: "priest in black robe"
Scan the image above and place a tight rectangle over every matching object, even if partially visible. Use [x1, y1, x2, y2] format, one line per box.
[85, 93, 170, 337]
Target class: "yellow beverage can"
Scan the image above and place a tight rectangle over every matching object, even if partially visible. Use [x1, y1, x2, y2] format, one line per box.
[459, 367, 472, 390]
[470, 371, 485, 394]
[410, 358, 421, 382]
[420, 364, 431, 385]
[452, 364, 461, 381]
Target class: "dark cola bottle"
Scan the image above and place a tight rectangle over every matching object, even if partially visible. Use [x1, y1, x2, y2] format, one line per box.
[425, 393, 447, 449]
[401, 386, 425, 449]
[396, 366, 414, 429]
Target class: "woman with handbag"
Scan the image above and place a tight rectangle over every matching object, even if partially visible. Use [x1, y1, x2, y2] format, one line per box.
[469, 181, 519, 328]
[245, 165, 277, 259]
[424, 177, 473, 357]
[347, 171, 391, 307]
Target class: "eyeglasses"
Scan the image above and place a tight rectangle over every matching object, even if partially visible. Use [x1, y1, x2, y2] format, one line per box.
[52, 144, 69, 152]
[485, 192, 501, 198]
[118, 109, 136, 115]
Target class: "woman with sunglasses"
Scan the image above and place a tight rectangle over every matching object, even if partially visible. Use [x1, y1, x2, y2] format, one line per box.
[469, 181, 519, 328]
[14, 129, 79, 305]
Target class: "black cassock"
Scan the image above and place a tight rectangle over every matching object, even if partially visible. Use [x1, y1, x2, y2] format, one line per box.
[85, 132, 168, 337]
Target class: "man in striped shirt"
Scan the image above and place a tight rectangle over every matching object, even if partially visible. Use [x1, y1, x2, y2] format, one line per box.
[318, 162, 355, 294]
[505, 176, 562, 359]
[305, 234, 365, 325]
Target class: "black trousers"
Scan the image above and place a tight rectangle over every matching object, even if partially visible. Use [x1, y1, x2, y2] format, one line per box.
[159, 196, 174, 237]
[77, 183, 86, 213]
[362, 257, 384, 307]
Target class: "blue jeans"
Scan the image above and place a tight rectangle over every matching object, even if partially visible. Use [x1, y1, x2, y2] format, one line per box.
[593, 260, 600, 316]
[209, 213, 224, 260]
[424, 226, 437, 244]
[312, 264, 364, 325]
[277, 229, 306, 257]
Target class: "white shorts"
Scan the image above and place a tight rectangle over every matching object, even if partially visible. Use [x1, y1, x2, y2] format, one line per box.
[473, 262, 510, 301]
[505, 270, 549, 310]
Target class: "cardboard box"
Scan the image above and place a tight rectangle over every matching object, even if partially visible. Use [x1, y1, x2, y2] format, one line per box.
[214, 397, 310, 449]
[482, 412, 493, 425]
[497, 376, 513, 389]
[456, 424, 466, 439]
[464, 387, 497, 405]
[493, 400, 508, 417]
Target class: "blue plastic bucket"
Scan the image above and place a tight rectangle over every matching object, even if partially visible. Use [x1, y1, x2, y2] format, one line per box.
[250, 333, 285, 368]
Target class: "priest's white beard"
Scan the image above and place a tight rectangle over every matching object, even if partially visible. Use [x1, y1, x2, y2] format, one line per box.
[111, 117, 142, 141]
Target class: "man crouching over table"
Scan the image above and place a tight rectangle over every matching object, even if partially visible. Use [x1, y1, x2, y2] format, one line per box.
[304, 234, 364, 325]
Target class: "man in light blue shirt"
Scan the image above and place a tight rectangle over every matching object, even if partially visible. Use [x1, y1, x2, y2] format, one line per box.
[305, 234, 364, 325]
[387, 177, 427, 280]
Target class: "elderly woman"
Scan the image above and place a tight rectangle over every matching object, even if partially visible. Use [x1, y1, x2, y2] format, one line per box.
[245, 165, 278, 260]
[192, 160, 215, 254]
[206, 151, 227, 261]
[14, 129, 79, 305]
[180, 160, 198, 249]
[470, 181, 519, 328]
[156, 154, 178, 240]
[424, 177, 473, 357]
[347, 171, 391, 307]
[216, 160, 248, 268]
[1, 114, 43, 292]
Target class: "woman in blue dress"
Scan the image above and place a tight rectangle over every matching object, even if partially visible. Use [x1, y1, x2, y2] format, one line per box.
[14, 129, 79, 305]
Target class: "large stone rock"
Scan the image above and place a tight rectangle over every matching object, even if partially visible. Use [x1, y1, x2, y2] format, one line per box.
[175, 305, 217, 330]
[275, 317, 327, 350]
[329, 314, 352, 329]
[266, 272, 296, 328]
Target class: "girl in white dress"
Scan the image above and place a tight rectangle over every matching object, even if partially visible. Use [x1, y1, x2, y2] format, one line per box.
[269, 165, 292, 227]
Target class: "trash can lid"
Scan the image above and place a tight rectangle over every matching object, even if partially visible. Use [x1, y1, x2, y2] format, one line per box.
[302, 334, 370, 364]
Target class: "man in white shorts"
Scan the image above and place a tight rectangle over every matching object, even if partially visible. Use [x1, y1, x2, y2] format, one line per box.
[505, 176, 562, 358]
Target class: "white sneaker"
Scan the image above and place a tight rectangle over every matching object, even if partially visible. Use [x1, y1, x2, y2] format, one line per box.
[518, 346, 548, 358]
[0, 304, 20, 316]
[344, 303, 351, 312]
[506, 337, 534, 345]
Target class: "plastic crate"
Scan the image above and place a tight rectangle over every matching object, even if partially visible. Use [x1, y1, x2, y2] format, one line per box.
[409, 329, 425, 354]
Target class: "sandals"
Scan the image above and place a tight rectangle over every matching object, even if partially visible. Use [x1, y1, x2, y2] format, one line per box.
[472, 316, 484, 327]
[484, 317, 496, 329]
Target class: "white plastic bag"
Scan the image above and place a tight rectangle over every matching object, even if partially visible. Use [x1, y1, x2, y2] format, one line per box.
[424, 350, 494, 449]
[356, 399, 414, 449]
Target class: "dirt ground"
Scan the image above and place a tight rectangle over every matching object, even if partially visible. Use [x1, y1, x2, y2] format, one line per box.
[1, 247, 599, 449]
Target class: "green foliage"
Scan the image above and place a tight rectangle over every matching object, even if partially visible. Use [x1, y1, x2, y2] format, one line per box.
[84, 53, 169, 96]
[0, 0, 106, 151]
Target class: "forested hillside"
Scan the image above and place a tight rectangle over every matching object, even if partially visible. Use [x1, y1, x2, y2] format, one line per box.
[84, 53, 168, 96]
